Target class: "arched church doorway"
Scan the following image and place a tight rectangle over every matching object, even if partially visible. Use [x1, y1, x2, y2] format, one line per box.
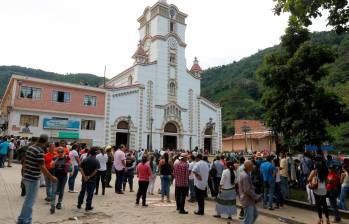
[204, 127, 213, 154]
[163, 122, 177, 150]
[115, 121, 129, 148]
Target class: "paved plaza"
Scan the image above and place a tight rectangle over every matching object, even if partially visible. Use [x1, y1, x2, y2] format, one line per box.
[0, 164, 347, 224]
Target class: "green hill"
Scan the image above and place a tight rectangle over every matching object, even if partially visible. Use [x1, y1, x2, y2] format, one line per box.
[0, 66, 105, 97]
[201, 31, 349, 150]
[1, 31, 348, 150]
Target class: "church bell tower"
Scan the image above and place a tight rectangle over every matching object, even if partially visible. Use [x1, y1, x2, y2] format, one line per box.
[137, 1, 188, 67]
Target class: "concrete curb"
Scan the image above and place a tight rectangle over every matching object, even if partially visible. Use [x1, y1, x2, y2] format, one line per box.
[285, 199, 349, 219]
[236, 205, 306, 224]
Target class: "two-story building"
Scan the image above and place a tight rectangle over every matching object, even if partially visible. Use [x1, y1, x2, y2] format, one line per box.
[0, 75, 106, 146]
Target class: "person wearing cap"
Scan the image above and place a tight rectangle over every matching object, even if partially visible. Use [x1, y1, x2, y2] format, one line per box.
[77, 147, 100, 211]
[173, 153, 189, 214]
[17, 134, 57, 224]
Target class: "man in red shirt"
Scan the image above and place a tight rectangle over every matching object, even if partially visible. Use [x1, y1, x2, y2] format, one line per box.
[327, 165, 341, 222]
[173, 153, 189, 214]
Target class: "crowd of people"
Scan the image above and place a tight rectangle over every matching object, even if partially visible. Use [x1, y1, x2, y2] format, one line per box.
[0, 134, 348, 224]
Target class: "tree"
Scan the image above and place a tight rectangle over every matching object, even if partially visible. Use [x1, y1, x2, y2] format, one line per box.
[273, 0, 349, 33]
[258, 17, 349, 152]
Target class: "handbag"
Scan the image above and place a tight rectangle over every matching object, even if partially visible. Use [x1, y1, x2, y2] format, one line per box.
[309, 174, 318, 190]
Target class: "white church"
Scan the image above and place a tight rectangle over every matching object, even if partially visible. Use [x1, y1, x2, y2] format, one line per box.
[104, 0, 222, 153]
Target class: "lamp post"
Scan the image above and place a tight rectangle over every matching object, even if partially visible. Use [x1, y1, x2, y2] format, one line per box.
[150, 117, 154, 151]
[127, 115, 131, 149]
[241, 122, 251, 153]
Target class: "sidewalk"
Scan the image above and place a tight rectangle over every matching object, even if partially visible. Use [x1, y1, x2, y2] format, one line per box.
[0, 164, 347, 224]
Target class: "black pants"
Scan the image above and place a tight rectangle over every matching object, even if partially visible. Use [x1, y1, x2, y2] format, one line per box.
[213, 177, 221, 197]
[105, 167, 112, 186]
[314, 193, 329, 219]
[123, 169, 134, 191]
[115, 170, 125, 193]
[208, 178, 216, 197]
[95, 170, 106, 194]
[175, 186, 188, 212]
[195, 186, 206, 214]
[136, 181, 149, 205]
[78, 181, 96, 209]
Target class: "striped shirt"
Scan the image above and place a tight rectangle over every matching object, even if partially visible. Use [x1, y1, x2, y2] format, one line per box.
[23, 145, 44, 181]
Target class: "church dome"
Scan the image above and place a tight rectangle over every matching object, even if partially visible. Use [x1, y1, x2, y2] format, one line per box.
[132, 42, 147, 59]
[190, 57, 202, 73]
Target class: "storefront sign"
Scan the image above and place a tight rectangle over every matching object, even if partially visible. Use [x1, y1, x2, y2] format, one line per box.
[58, 131, 79, 139]
[43, 118, 80, 130]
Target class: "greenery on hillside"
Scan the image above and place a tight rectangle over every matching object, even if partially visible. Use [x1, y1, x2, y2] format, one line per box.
[1, 31, 348, 151]
[0, 66, 105, 97]
[201, 31, 349, 151]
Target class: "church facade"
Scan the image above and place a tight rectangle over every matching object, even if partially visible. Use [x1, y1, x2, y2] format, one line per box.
[105, 1, 222, 153]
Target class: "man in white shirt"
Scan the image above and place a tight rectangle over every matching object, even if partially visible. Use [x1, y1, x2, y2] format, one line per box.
[188, 155, 196, 202]
[68, 144, 80, 192]
[192, 154, 209, 215]
[114, 144, 126, 194]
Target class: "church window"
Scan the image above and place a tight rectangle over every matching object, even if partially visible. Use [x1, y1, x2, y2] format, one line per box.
[128, 75, 133, 85]
[169, 82, 176, 96]
[169, 53, 176, 66]
[170, 21, 175, 32]
[146, 23, 150, 35]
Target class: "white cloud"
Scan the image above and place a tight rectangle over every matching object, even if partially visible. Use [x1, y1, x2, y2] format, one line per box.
[0, 0, 330, 78]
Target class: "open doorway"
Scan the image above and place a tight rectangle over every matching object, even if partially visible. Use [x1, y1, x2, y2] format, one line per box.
[204, 138, 212, 154]
[115, 132, 128, 148]
[163, 135, 177, 150]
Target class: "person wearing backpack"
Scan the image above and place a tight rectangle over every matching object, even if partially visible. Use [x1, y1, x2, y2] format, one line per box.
[326, 164, 341, 223]
[49, 147, 73, 214]
[308, 155, 329, 224]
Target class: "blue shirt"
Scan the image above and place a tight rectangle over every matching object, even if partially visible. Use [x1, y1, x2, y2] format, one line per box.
[213, 160, 224, 177]
[0, 141, 10, 155]
[260, 161, 275, 182]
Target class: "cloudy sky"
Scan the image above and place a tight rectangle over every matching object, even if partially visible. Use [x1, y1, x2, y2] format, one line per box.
[0, 0, 329, 78]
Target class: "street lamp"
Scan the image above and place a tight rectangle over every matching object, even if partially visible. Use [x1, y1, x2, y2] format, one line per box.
[150, 117, 154, 151]
[127, 115, 131, 149]
[241, 122, 251, 153]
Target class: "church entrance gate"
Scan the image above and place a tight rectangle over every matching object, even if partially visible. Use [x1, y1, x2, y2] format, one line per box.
[163, 122, 178, 150]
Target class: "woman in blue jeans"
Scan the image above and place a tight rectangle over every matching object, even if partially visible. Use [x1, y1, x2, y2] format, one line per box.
[339, 164, 349, 210]
[159, 153, 173, 202]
